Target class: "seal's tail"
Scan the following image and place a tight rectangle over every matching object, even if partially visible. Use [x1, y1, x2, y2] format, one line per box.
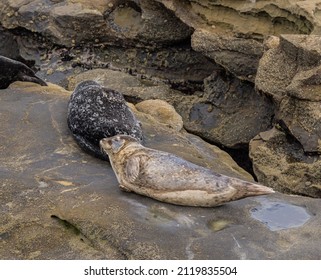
[231, 179, 275, 198]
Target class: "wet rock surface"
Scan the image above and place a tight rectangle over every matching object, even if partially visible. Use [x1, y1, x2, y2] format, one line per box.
[1, 83, 321, 259]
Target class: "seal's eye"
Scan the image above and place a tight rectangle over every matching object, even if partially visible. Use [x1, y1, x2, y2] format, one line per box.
[110, 138, 125, 153]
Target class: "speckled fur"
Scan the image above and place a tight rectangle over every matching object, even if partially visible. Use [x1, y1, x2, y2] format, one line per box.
[67, 81, 143, 160]
[100, 135, 275, 207]
[0, 55, 47, 89]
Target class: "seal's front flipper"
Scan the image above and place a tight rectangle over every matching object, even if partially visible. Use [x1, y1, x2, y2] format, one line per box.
[119, 184, 132, 192]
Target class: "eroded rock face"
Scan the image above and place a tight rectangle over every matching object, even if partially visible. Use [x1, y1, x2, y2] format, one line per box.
[157, 0, 320, 82]
[192, 29, 263, 83]
[40, 43, 217, 92]
[158, 0, 319, 34]
[256, 35, 321, 154]
[278, 98, 321, 154]
[249, 128, 321, 197]
[256, 35, 321, 101]
[0, 0, 192, 47]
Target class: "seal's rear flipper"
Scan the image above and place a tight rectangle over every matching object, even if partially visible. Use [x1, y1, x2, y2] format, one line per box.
[0, 55, 47, 88]
[16, 64, 47, 87]
[18, 73, 47, 86]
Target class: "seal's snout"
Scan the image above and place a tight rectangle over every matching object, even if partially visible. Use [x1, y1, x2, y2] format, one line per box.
[100, 138, 113, 157]
[100, 138, 111, 150]
[100, 135, 128, 154]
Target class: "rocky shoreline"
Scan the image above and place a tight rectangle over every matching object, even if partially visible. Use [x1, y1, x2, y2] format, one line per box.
[0, 0, 320, 259]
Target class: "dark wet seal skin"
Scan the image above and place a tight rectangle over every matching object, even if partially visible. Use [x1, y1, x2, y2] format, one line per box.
[100, 135, 275, 207]
[0, 55, 47, 89]
[67, 80, 143, 161]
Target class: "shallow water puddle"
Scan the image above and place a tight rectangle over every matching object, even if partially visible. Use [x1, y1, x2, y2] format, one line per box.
[250, 198, 311, 231]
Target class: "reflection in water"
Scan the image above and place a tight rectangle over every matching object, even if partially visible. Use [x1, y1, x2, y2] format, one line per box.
[250, 198, 311, 231]
[121, 196, 195, 228]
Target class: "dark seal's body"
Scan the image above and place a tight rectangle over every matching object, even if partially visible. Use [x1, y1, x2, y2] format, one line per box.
[67, 81, 143, 160]
[100, 135, 275, 207]
[0, 55, 47, 89]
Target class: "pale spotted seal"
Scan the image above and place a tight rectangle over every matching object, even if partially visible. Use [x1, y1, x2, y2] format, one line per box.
[67, 80, 143, 160]
[0, 55, 47, 89]
[100, 135, 275, 207]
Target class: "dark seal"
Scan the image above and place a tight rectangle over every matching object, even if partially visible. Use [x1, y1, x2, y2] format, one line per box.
[67, 80, 143, 160]
[0, 55, 47, 89]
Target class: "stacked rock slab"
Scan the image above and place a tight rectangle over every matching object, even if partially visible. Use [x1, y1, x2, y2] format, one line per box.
[0, 0, 192, 47]
[251, 35, 321, 197]
[255, 35, 321, 154]
[250, 128, 321, 198]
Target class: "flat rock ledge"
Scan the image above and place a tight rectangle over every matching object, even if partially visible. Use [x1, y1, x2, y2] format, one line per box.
[1, 82, 321, 259]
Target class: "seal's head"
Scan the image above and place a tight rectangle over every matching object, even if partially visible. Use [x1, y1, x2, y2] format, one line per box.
[100, 135, 138, 155]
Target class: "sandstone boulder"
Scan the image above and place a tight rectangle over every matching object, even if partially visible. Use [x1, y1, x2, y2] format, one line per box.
[135, 99, 183, 131]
